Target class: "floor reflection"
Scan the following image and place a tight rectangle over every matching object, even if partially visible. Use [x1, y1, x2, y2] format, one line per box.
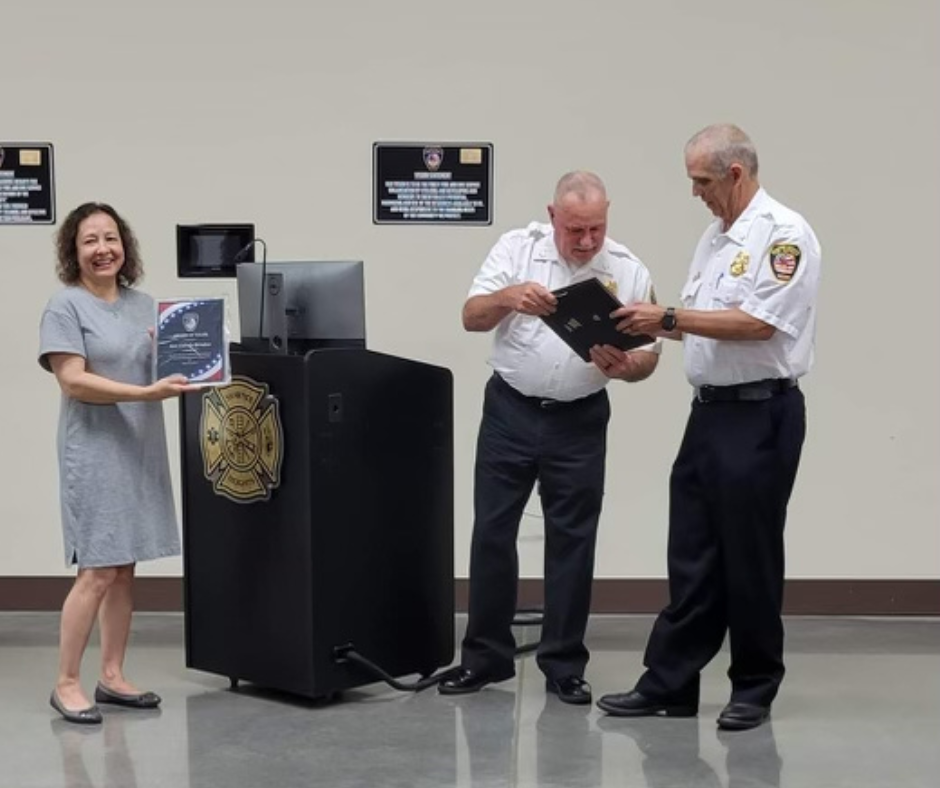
[185, 686, 459, 788]
[598, 717, 722, 787]
[51, 708, 160, 788]
[536, 697, 602, 788]
[597, 715, 782, 788]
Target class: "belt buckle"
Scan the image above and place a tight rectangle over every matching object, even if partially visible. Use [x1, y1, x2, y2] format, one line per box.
[696, 386, 713, 403]
[539, 399, 556, 409]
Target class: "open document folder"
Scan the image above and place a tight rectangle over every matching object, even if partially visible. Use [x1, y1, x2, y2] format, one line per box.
[540, 278, 655, 362]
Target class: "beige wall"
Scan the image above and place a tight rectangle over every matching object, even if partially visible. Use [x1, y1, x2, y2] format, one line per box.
[2, 0, 938, 579]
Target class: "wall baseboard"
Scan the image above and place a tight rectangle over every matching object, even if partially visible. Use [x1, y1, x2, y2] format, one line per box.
[1, 577, 937, 615]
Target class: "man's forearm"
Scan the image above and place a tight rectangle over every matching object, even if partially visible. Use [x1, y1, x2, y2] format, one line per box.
[462, 293, 513, 332]
[675, 308, 774, 341]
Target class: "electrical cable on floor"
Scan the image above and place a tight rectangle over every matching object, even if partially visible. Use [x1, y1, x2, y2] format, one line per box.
[333, 646, 462, 692]
[333, 607, 545, 692]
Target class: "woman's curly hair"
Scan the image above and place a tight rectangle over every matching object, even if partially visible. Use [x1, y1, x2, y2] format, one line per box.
[55, 202, 143, 286]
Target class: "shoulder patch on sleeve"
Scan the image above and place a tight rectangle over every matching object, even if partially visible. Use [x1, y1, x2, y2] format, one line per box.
[769, 244, 801, 282]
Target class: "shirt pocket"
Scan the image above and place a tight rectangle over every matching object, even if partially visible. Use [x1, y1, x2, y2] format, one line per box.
[711, 274, 749, 308]
[680, 277, 704, 307]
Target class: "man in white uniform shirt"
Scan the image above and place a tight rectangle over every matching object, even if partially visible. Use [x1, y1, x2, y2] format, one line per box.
[439, 172, 660, 704]
[597, 124, 821, 730]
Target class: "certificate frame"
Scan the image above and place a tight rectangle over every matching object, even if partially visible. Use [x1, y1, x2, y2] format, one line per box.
[154, 297, 230, 385]
[540, 278, 655, 362]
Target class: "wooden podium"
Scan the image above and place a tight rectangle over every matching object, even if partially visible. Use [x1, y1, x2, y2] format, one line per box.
[179, 348, 454, 698]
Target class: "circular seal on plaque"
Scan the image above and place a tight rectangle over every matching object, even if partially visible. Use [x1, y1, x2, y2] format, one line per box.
[423, 146, 444, 172]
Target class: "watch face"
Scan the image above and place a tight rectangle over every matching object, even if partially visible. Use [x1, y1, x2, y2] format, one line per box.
[662, 308, 677, 330]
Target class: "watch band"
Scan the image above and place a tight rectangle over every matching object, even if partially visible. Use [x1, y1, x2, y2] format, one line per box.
[661, 306, 677, 331]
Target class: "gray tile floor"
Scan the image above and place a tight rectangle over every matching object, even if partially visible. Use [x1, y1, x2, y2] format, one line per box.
[0, 614, 937, 787]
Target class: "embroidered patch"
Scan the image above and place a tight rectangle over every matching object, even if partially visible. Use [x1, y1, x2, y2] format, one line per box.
[769, 244, 801, 282]
[729, 250, 750, 277]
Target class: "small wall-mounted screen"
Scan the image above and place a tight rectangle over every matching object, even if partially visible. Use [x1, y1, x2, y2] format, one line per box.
[176, 223, 255, 278]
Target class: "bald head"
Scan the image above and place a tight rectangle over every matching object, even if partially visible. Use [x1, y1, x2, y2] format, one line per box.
[548, 171, 610, 266]
[686, 124, 759, 178]
[553, 171, 608, 205]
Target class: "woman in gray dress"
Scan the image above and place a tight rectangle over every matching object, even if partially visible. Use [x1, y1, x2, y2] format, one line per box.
[39, 202, 192, 724]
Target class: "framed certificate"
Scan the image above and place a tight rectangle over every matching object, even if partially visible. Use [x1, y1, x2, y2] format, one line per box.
[154, 297, 230, 385]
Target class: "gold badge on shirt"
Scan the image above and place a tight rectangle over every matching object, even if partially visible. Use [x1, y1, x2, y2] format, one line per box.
[603, 279, 618, 297]
[729, 251, 750, 277]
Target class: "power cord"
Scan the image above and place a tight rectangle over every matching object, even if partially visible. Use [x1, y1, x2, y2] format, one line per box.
[333, 645, 462, 692]
[333, 607, 545, 692]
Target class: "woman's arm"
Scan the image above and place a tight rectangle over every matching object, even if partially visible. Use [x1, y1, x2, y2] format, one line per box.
[47, 353, 192, 404]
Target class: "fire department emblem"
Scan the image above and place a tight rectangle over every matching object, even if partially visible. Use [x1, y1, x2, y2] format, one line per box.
[200, 376, 283, 503]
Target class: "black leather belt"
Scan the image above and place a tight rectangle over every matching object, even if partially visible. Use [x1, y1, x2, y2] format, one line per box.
[695, 378, 797, 403]
[493, 373, 600, 409]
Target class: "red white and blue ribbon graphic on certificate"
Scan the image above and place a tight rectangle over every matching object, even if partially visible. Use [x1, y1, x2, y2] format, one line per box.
[155, 298, 226, 383]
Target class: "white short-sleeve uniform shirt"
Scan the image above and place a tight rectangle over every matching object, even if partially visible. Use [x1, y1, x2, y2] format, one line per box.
[468, 222, 660, 402]
[680, 190, 821, 388]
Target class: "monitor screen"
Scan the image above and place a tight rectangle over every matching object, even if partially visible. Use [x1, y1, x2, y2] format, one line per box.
[236, 260, 366, 353]
[177, 224, 255, 278]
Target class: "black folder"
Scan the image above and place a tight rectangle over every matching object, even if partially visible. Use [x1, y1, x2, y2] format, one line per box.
[540, 278, 655, 362]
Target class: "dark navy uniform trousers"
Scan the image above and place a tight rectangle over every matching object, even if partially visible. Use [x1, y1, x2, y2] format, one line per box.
[637, 384, 806, 708]
[461, 373, 610, 681]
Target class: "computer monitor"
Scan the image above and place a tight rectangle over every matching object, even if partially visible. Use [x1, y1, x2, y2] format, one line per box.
[177, 223, 255, 278]
[236, 260, 366, 354]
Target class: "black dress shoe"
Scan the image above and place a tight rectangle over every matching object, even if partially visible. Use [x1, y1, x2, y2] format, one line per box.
[50, 691, 103, 725]
[94, 682, 162, 709]
[546, 676, 592, 705]
[438, 667, 513, 695]
[596, 689, 697, 718]
[717, 702, 770, 731]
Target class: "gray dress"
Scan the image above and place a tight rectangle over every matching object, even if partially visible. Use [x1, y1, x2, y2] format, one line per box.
[38, 286, 181, 568]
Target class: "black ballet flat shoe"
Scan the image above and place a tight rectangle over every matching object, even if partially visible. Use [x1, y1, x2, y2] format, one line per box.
[94, 682, 162, 709]
[50, 690, 103, 725]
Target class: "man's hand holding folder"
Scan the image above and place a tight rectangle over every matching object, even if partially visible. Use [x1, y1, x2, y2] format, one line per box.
[539, 278, 656, 378]
[502, 282, 558, 316]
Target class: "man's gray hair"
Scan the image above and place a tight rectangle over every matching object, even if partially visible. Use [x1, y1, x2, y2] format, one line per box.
[553, 171, 608, 204]
[686, 124, 759, 177]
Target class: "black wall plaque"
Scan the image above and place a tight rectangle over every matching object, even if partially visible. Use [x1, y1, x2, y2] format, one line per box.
[0, 143, 55, 225]
[373, 142, 493, 225]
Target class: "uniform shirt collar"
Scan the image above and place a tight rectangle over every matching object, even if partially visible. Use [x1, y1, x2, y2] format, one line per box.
[719, 187, 769, 245]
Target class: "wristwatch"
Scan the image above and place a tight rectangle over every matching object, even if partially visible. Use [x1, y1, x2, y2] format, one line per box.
[661, 306, 677, 331]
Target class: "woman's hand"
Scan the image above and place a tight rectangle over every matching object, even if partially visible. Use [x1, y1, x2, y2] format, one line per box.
[145, 375, 196, 401]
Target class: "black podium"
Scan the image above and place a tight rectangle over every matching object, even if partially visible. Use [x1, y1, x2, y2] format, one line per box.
[180, 348, 454, 698]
